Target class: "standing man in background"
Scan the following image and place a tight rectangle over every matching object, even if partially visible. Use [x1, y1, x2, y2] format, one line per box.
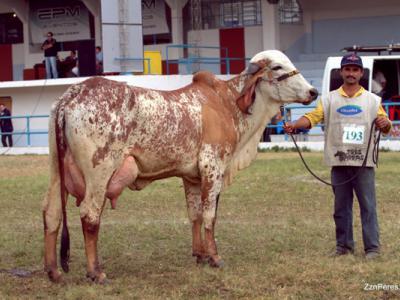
[284, 53, 391, 259]
[41, 32, 58, 79]
[95, 46, 103, 75]
[0, 104, 13, 147]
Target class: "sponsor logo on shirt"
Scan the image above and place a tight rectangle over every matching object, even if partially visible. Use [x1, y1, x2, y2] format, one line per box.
[334, 149, 364, 161]
[337, 105, 362, 115]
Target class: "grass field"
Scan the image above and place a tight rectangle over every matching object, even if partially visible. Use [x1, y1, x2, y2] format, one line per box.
[1, 152, 400, 299]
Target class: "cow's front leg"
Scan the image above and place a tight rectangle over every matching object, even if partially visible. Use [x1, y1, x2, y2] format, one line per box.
[202, 190, 223, 268]
[183, 179, 207, 264]
[81, 217, 107, 283]
[199, 147, 225, 268]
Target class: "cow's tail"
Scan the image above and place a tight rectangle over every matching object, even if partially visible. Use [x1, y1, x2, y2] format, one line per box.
[54, 101, 70, 273]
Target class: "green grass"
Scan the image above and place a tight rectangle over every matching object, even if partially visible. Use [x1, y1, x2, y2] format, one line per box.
[1, 153, 400, 299]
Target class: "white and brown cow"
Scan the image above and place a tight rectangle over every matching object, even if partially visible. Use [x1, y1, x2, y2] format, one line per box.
[43, 50, 318, 283]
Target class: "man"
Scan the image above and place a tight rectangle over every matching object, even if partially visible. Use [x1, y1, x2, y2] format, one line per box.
[95, 46, 103, 75]
[284, 53, 391, 259]
[0, 104, 13, 147]
[61, 50, 78, 77]
[41, 32, 58, 79]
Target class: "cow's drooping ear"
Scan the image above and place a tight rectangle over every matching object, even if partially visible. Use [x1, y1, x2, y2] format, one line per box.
[236, 60, 269, 114]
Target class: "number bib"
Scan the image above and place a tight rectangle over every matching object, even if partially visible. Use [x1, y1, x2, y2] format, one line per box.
[342, 125, 365, 144]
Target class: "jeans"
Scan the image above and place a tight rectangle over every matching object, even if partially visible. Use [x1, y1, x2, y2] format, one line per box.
[1, 134, 12, 147]
[331, 166, 380, 253]
[45, 56, 58, 79]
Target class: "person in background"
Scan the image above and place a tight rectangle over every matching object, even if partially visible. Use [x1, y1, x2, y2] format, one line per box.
[0, 104, 13, 147]
[372, 70, 387, 98]
[62, 50, 78, 77]
[96, 46, 103, 75]
[284, 53, 391, 259]
[41, 32, 58, 79]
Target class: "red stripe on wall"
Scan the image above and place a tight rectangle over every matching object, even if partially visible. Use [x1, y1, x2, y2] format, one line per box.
[219, 28, 245, 74]
[0, 44, 12, 81]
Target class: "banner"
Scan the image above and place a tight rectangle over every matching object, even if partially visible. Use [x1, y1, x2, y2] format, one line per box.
[29, 0, 90, 44]
[142, 0, 170, 35]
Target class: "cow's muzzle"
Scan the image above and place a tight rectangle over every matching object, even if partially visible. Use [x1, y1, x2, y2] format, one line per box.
[299, 88, 319, 105]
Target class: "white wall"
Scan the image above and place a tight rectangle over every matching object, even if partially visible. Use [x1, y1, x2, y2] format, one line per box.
[244, 26, 263, 58]
[12, 44, 24, 81]
[280, 24, 305, 53]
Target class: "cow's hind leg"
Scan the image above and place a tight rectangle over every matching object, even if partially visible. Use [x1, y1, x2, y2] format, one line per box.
[79, 165, 112, 283]
[43, 180, 64, 282]
[183, 179, 207, 264]
[81, 216, 106, 283]
[43, 124, 64, 283]
[80, 156, 138, 283]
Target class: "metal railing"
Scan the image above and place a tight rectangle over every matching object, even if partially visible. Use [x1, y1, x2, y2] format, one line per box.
[2, 102, 400, 147]
[0, 115, 49, 146]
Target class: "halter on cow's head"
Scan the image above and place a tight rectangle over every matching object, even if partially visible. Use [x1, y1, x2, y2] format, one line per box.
[237, 50, 318, 114]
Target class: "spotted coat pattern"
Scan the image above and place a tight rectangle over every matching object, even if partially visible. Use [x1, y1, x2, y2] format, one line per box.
[42, 50, 317, 282]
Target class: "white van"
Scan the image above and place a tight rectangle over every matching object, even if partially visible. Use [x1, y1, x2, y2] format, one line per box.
[322, 48, 400, 103]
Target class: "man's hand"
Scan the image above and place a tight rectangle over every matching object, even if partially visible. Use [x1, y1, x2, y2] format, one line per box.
[283, 122, 296, 134]
[375, 116, 390, 131]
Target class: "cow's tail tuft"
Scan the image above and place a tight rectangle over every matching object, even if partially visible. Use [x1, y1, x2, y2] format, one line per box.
[55, 100, 70, 273]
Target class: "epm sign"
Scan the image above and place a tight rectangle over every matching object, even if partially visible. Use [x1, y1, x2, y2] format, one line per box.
[37, 6, 80, 20]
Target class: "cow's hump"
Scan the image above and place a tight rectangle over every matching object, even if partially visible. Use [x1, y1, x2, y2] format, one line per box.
[192, 71, 219, 90]
[82, 77, 125, 89]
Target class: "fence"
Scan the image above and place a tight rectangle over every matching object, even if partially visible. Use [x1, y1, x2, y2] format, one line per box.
[1, 103, 400, 147]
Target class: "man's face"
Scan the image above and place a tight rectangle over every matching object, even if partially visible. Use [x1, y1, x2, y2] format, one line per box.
[340, 65, 363, 85]
[47, 34, 52, 41]
[0, 105, 4, 112]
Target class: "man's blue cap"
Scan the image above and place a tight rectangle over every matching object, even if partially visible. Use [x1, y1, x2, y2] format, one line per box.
[341, 53, 363, 69]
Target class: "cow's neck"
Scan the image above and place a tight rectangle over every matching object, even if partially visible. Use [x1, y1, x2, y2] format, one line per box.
[227, 75, 281, 142]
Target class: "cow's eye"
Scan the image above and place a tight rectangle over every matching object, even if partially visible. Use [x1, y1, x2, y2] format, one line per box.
[272, 66, 282, 71]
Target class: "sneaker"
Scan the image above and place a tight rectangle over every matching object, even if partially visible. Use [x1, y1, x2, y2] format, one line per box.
[331, 248, 354, 257]
[365, 251, 380, 260]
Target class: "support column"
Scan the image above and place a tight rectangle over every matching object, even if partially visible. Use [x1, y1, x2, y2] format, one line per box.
[261, 1, 280, 50]
[82, 0, 102, 47]
[165, 0, 188, 59]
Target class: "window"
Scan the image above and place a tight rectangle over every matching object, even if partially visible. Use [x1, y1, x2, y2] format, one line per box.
[278, 0, 302, 24]
[199, 0, 261, 30]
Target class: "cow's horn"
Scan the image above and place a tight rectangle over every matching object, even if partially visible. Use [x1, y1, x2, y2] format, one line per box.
[245, 63, 260, 75]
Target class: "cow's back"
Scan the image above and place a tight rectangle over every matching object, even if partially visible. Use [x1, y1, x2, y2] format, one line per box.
[62, 77, 203, 177]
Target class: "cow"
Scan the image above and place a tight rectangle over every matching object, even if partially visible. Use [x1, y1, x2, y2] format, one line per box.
[42, 50, 318, 283]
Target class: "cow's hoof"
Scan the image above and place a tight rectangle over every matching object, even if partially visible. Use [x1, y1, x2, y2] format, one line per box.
[194, 255, 208, 265]
[47, 269, 63, 283]
[193, 252, 208, 265]
[208, 256, 224, 268]
[87, 272, 108, 284]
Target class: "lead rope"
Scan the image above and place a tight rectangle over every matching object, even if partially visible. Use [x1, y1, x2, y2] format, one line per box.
[286, 117, 381, 187]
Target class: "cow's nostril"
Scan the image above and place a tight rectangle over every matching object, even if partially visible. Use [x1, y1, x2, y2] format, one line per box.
[309, 88, 319, 100]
